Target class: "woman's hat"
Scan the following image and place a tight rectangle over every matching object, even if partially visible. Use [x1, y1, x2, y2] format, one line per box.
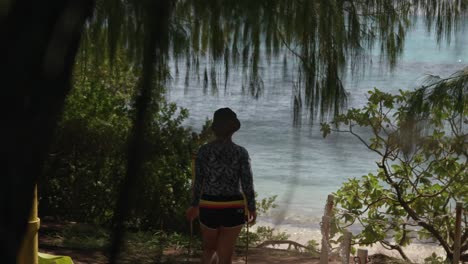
[211, 108, 241, 135]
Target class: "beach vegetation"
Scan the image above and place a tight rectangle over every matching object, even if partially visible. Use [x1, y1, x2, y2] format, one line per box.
[321, 71, 468, 262]
[39, 50, 203, 232]
[4, 0, 468, 261]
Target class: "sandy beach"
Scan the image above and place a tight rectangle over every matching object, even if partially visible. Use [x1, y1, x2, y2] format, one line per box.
[253, 220, 446, 264]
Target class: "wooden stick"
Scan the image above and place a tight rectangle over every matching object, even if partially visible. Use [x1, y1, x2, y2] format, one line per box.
[453, 202, 463, 264]
[320, 195, 335, 264]
[341, 230, 352, 264]
[320, 216, 331, 264]
[325, 194, 335, 217]
[356, 249, 368, 264]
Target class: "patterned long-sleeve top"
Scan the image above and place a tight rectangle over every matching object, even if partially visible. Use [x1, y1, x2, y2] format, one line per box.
[191, 141, 256, 212]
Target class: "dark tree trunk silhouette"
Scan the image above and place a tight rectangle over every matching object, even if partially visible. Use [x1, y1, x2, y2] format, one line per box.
[108, 0, 172, 262]
[0, 1, 94, 262]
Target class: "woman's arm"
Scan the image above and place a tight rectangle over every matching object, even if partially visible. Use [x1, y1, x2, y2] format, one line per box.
[191, 148, 205, 207]
[240, 148, 256, 213]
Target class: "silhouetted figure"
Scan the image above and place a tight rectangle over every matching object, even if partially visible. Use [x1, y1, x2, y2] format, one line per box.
[186, 107, 256, 264]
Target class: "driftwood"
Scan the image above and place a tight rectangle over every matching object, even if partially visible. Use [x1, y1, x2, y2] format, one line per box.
[256, 240, 319, 253]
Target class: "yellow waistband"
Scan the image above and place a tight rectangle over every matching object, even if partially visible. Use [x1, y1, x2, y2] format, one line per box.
[199, 199, 245, 208]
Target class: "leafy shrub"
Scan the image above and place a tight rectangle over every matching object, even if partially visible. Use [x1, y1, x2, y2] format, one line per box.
[39, 53, 202, 232]
[321, 87, 467, 261]
[237, 195, 290, 247]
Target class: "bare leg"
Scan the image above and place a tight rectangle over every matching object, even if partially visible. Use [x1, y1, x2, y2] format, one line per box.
[216, 225, 243, 264]
[200, 224, 219, 264]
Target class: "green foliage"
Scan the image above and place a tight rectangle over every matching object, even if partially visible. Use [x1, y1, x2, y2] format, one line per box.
[305, 239, 319, 254]
[40, 222, 199, 262]
[83, 0, 468, 122]
[41, 223, 110, 250]
[39, 51, 200, 231]
[61, 224, 110, 250]
[238, 225, 290, 248]
[40, 55, 133, 225]
[424, 253, 447, 264]
[129, 101, 198, 230]
[322, 84, 467, 260]
[256, 194, 278, 215]
[238, 195, 289, 247]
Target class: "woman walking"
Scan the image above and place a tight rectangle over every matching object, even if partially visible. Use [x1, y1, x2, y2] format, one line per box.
[186, 107, 256, 264]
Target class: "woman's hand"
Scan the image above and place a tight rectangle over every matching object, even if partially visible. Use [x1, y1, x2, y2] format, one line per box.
[247, 211, 257, 225]
[185, 206, 199, 222]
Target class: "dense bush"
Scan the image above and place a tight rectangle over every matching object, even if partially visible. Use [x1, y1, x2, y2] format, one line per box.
[39, 54, 204, 231]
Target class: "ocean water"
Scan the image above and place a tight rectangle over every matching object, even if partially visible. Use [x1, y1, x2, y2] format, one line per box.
[166, 19, 467, 261]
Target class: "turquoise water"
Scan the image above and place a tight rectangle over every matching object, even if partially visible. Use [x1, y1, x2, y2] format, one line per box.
[166, 19, 468, 229]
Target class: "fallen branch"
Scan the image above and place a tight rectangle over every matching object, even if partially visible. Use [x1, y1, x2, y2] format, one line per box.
[256, 240, 319, 253]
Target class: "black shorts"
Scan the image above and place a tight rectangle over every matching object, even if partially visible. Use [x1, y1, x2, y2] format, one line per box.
[199, 195, 246, 229]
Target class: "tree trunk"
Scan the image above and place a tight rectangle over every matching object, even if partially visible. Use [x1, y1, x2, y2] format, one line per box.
[108, 1, 172, 262]
[0, 1, 94, 262]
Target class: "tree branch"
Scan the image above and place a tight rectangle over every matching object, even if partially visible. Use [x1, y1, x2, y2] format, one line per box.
[378, 147, 453, 254]
[380, 240, 412, 263]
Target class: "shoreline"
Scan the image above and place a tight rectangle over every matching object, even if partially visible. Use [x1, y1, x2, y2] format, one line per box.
[254, 219, 446, 263]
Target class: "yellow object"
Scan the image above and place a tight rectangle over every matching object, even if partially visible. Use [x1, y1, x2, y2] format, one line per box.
[199, 199, 245, 208]
[17, 186, 74, 264]
[17, 186, 40, 264]
[38, 253, 74, 264]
